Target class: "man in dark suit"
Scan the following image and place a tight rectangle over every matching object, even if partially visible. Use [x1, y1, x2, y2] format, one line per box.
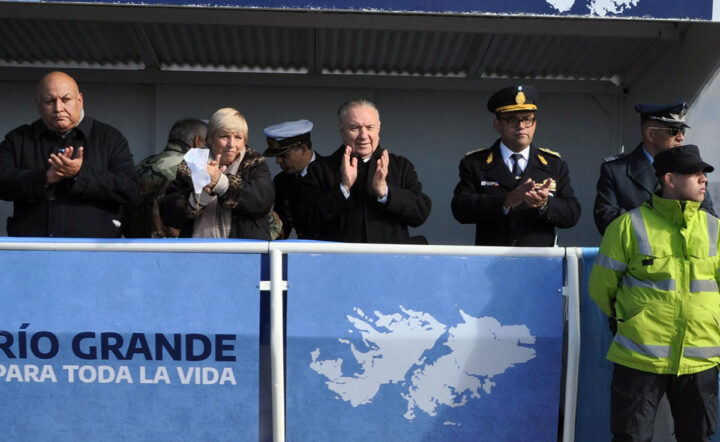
[301, 99, 432, 244]
[262, 119, 318, 239]
[451, 84, 581, 246]
[593, 101, 716, 235]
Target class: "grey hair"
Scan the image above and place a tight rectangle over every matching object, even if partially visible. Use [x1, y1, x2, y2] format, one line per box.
[337, 99, 381, 125]
[167, 118, 208, 146]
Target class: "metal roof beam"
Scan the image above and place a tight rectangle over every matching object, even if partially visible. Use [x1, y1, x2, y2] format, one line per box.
[125, 23, 161, 71]
[309, 29, 319, 75]
[466, 34, 495, 80]
[619, 40, 673, 89]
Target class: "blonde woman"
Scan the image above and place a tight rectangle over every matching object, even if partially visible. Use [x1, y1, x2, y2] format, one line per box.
[161, 108, 274, 239]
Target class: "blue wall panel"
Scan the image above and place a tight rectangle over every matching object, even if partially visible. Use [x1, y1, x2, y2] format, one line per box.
[285, 253, 564, 441]
[0, 250, 261, 442]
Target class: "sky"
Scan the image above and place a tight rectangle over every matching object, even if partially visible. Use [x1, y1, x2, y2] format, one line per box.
[685, 70, 720, 195]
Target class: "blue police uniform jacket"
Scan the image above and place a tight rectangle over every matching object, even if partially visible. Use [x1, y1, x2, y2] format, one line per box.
[594, 143, 716, 235]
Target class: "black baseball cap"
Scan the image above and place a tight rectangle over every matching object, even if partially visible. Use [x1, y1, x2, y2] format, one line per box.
[654, 144, 714, 177]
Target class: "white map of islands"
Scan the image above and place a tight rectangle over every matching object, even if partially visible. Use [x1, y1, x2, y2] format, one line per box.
[545, 0, 639, 15]
[309, 307, 536, 421]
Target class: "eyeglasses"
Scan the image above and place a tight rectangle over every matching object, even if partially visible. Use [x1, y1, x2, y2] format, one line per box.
[649, 126, 685, 136]
[498, 116, 536, 128]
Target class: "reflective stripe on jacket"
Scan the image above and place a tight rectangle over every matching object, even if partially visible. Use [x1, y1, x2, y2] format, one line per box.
[589, 194, 720, 375]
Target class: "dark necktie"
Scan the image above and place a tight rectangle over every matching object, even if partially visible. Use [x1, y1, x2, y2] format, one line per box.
[511, 153, 523, 180]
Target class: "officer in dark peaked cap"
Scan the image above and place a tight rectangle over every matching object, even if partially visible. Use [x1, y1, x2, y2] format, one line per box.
[594, 101, 716, 235]
[263, 119, 319, 239]
[451, 84, 581, 246]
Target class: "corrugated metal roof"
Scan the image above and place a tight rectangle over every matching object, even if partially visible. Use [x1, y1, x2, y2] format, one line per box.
[144, 23, 311, 72]
[319, 28, 472, 76]
[480, 33, 670, 84]
[0, 18, 142, 68]
[0, 9, 681, 87]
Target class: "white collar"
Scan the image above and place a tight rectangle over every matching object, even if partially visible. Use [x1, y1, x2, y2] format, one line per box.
[499, 141, 530, 162]
[300, 152, 317, 177]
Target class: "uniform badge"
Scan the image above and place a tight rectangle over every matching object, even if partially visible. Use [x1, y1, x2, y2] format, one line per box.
[538, 147, 561, 158]
[603, 154, 625, 163]
[536, 178, 557, 193]
[516, 91, 526, 105]
[546, 179, 557, 192]
[464, 147, 486, 157]
[537, 154, 547, 165]
[486, 152, 493, 164]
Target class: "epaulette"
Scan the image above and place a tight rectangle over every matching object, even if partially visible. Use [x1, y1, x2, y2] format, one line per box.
[538, 147, 561, 158]
[603, 153, 627, 163]
[465, 147, 489, 157]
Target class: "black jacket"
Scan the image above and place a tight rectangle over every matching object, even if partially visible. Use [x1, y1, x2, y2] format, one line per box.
[451, 140, 581, 246]
[593, 143, 716, 235]
[300, 146, 431, 244]
[0, 117, 138, 237]
[272, 153, 324, 240]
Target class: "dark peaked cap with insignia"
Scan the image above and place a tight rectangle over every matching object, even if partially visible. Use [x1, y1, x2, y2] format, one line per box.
[263, 119, 313, 157]
[487, 85, 538, 114]
[635, 101, 689, 128]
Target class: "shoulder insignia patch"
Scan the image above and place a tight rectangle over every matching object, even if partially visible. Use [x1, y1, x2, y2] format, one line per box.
[538, 147, 561, 158]
[465, 147, 488, 157]
[537, 154, 548, 165]
[603, 154, 626, 163]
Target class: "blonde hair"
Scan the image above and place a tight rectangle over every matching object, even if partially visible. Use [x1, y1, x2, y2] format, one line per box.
[206, 108, 248, 143]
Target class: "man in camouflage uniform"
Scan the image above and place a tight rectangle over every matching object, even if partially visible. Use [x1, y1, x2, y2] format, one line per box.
[127, 119, 207, 237]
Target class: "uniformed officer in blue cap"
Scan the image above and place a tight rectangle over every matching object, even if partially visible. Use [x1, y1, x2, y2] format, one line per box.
[451, 84, 581, 246]
[593, 101, 716, 235]
[263, 119, 318, 239]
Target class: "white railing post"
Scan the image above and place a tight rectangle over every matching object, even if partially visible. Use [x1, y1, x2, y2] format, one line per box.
[269, 247, 286, 442]
[563, 247, 581, 442]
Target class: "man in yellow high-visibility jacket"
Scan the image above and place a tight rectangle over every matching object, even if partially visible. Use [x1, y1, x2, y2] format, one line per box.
[590, 144, 720, 442]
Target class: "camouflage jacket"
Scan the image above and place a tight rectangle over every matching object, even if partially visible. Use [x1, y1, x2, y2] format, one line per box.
[127, 143, 187, 237]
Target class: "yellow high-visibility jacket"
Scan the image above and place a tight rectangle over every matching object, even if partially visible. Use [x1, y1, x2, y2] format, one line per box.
[590, 194, 720, 375]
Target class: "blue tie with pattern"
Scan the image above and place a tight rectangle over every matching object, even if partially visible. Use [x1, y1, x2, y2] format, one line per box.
[511, 153, 523, 180]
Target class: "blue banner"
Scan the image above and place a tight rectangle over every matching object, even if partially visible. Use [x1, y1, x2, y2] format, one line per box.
[575, 247, 613, 441]
[0, 249, 261, 441]
[285, 253, 564, 441]
[35, 0, 714, 20]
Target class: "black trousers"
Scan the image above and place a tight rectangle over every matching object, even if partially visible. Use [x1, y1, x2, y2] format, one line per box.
[611, 364, 719, 442]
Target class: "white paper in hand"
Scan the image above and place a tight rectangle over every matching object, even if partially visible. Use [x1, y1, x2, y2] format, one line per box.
[184, 148, 211, 195]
